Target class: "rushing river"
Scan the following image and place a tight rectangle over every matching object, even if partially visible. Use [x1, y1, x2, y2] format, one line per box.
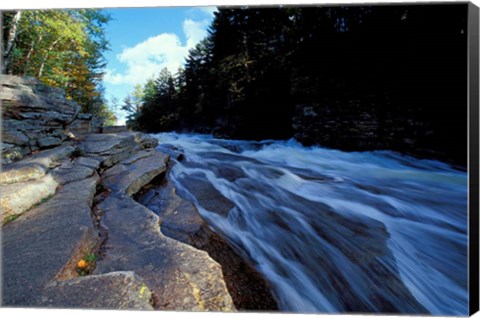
[152, 132, 468, 315]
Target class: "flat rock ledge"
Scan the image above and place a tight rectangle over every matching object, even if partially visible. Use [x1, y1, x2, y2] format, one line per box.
[1, 132, 235, 311]
[41, 271, 154, 310]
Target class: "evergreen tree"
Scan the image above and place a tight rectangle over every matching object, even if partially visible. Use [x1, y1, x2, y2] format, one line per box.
[126, 5, 467, 164]
[136, 68, 178, 132]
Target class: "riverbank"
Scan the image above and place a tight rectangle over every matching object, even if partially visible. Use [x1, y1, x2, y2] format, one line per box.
[0, 75, 276, 310]
[2, 132, 228, 309]
[1, 75, 469, 314]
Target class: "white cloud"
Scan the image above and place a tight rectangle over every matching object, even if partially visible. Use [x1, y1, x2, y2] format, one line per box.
[183, 18, 210, 49]
[105, 16, 212, 87]
[197, 6, 217, 18]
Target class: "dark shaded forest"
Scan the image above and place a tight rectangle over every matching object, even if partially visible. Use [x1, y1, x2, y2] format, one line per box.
[125, 4, 468, 166]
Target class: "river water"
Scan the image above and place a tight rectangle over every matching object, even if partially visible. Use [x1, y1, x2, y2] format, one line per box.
[152, 132, 468, 315]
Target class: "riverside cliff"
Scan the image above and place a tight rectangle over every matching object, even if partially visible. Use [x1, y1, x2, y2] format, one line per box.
[0, 75, 275, 310]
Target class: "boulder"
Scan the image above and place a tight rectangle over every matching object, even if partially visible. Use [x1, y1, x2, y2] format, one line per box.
[0, 77, 80, 117]
[69, 115, 103, 135]
[120, 149, 156, 165]
[1, 129, 239, 311]
[96, 150, 135, 168]
[128, 132, 159, 149]
[1, 143, 29, 164]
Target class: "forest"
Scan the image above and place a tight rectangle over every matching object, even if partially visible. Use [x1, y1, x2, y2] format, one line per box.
[2, 5, 468, 166]
[2, 9, 116, 125]
[122, 5, 468, 166]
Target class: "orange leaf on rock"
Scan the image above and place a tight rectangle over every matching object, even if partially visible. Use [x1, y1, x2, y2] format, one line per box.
[77, 259, 88, 269]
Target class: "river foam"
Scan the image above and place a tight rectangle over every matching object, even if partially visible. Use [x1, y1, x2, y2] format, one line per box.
[153, 132, 468, 315]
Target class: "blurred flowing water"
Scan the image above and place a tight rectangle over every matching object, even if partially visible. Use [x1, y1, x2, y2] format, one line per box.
[153, 132, 468, 315]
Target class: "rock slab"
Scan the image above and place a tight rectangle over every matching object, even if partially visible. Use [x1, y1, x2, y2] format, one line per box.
[40, 271, 154, 310]
[1, 75, 103, 164]
[0, 174, 59, 221]
[95, 150, 235, 311]
[95, 196, 235, 311]
[0, 145, 77, 221]
[2, 175, 99, 306]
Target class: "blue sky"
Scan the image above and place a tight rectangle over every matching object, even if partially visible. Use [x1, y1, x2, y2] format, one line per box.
[102, 6, 216, 124]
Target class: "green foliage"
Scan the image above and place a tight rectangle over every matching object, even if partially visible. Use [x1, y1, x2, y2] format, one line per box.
[84, 253, 97, 263]
[128, 8, 300, 135]
[124, 68, 179, 132]
[76, 252, 98, 276]
[3, 214, 20, 225]
[30, 194, 55, 210]
[96, 103, 117, 126]
[2, 9, 114, 125]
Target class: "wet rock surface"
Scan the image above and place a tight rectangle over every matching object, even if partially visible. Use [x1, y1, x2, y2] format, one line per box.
[136, 165, 278, 311]
[157, 143, 185, 161]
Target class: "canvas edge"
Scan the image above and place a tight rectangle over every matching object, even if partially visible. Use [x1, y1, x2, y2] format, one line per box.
[468, 1, 480, 316]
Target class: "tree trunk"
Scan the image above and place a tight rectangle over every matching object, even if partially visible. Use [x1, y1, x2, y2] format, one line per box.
[23, 34, 42, 76]
[2, 11, 22, 74]
[37, 38, 60, 78]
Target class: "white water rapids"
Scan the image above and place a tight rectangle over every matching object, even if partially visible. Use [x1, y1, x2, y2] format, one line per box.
[153, 132, 468, 315]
